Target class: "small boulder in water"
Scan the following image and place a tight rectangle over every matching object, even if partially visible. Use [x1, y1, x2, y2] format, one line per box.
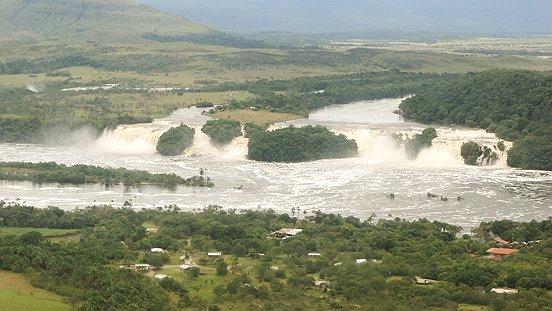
[457, 196, 464, 201]
[440, 196, 448, 202]
[427, 192, 438, 199]
[387, 193, 396, 199]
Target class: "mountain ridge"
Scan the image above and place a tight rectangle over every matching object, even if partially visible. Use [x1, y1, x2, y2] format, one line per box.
[0, 0, 210, 41]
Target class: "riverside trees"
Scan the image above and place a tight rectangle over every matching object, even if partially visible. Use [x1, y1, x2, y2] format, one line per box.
[0, 203, 550, 310]
[399, 70, 552, 170]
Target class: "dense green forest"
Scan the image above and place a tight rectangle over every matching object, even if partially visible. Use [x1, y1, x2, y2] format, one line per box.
[248, 125, 358, 162]
[0, 203, 550, 310]
[0, 162, 213, 188]
[399, 70, 552, 170]
[210, 71, 447, 117]
[244, 122, 269, 138]
[201, 119, 243, 145]
[156, 124, 195, 156]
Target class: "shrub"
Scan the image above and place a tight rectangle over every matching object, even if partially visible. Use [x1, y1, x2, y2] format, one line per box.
[202, 119, 242, 145]
[405, 127, 437, 159]
[156, 124, 195, 156]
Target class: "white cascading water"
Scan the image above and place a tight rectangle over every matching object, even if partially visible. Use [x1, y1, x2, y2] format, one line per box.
[91, 99, 510, 167]
[92, 124, 167, 154]
[1, 97, 551, 229]
[94, 120, 249, 159]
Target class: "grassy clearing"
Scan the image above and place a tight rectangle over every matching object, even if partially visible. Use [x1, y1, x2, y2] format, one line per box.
[0, 227, 79, 238]
[458, 304, 489, 311]
[0, 270, 71, 311]
[210, 109, 300, 124]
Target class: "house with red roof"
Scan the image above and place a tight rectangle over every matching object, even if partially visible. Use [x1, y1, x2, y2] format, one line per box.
[486, 248, 518, 260]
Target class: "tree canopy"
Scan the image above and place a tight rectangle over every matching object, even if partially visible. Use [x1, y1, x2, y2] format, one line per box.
[248, 125, 358, 162]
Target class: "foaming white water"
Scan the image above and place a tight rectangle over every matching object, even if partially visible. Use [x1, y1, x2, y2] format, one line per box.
[0, 97, 551, 229]
[92, 128, 160, 154]
[91, 107, 210, 155]
[185, 127, 248, 159]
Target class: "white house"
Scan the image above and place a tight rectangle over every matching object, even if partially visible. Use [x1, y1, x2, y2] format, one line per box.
[308, 252, 322, 257]
[132, 264, 152, 271]
[333, 262, 342, 266]
[179, 264, 198, 271]
[315, 280, 330, 287]
[491, 288, 518, 294]
[415, 276, 439, 285]
[208, 252, 222, 257]
[151, 248, 164, 253]
[356, 259, 368, 265]
[154, 274, 168, 280]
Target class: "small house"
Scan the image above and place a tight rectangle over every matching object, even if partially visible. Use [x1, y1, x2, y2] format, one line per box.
[491, 287, 518, 294]
[486, 248, 518, 260]
[208, 252, 222, 257]
[154, 274, 168, 280]
[308, 252, 322, 258]
[415, 276, 439, 285]
[270, 228, 303, 239]
[146, 227, 159, 234]
[315, 280, 330, 287]
[132, 264, 152, 271]
[151, 248, 164, 253]
[356, 259, 367, 265]
[492, 236, 509, 245]
[179, 264, 198, 271]
[333, 262, 342, 266]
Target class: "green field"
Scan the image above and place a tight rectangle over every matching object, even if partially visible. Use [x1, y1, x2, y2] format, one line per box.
[0, 271, 71, 311]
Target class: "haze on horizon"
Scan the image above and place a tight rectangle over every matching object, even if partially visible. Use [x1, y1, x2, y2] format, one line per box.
[139, 0, 552, 35]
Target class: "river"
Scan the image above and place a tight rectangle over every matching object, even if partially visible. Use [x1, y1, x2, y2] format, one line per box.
[0, 97, 550, 229]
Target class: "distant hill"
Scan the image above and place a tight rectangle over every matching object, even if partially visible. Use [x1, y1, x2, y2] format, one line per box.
[139, 0, 552, 36]
[0, 0, 210, 41]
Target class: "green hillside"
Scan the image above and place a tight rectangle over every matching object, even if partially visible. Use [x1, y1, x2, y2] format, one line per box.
[0, 0, 210, 41]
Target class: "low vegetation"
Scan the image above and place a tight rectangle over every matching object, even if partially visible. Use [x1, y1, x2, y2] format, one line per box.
[156, 124, 195, 156]
[0, 271, 71, 311]
[201, 119, 243, 145]
[248, 125, 358, 162]
[399, 70, 552, 170]
[0, 203, 550, 310]
[0, 162, 213, 188]
[143, 31, 267, 49]
[211, 71, 445, 117]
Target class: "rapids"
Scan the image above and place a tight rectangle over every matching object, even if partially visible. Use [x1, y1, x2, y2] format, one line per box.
[0, 97, 550, 229]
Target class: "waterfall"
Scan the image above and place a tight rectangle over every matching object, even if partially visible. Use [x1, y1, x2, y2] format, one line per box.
[336, 127, 509, 167]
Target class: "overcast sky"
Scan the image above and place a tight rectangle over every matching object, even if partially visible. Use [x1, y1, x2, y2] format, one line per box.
[139, 0, 552, 35]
